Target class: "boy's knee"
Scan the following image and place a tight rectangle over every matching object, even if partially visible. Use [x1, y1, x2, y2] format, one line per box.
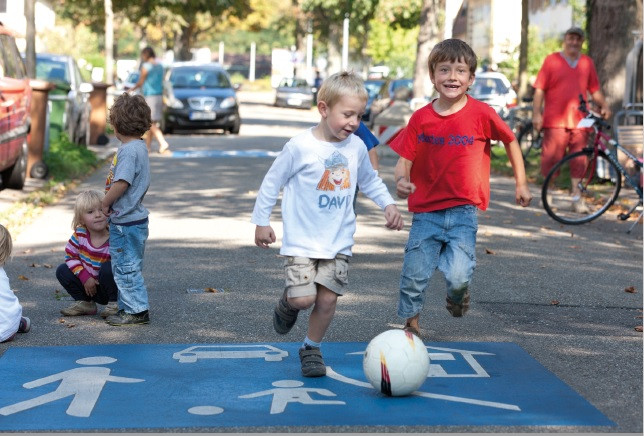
[289, 294, 316, 310]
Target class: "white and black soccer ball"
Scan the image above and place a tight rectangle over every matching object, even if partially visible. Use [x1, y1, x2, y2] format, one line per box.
[363, 329, 430, 396]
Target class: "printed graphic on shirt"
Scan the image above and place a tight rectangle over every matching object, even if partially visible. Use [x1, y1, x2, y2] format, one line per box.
[417, 133, 475, 147]
[316, 151, 351, 191]
[105, 154, 117, 193]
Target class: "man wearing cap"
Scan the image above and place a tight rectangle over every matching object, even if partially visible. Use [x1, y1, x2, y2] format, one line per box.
[532, 26, 611, 212]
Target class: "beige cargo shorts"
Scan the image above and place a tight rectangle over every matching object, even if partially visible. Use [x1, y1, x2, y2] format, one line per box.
[283, 254, 349, 298]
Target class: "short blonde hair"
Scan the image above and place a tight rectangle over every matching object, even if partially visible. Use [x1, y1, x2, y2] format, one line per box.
[0, 224, 12, 266]
[72, 190, 106, 230]
[317, 71, 368, 108]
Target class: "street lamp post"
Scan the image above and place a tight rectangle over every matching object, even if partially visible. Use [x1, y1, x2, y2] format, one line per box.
[342, 13, 349, 71]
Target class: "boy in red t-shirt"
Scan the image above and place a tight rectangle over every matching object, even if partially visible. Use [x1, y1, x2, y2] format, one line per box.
[390, 39, 532, 336]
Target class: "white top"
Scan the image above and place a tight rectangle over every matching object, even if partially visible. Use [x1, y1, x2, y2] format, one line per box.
[251, 128, 395, 258]
[0, 267, 22, 342]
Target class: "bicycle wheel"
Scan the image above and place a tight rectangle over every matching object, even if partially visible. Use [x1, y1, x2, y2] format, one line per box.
[542, 149, 621, 225]
[516, 122, 542, 163]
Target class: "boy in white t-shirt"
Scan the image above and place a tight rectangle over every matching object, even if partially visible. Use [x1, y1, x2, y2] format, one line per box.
[0, 224, 31, 343]
[252, 71, 404, 377]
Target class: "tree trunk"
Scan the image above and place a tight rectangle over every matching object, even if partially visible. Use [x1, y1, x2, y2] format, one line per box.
[587, 0, 643, 114]
[177, 24, 194, 61]
[24, 0, 36, 78]
[413, 0, 445, 99]
[517, 0, 529, 101]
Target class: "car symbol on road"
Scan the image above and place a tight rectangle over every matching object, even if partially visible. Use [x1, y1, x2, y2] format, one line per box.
[172, 345, 288, 363]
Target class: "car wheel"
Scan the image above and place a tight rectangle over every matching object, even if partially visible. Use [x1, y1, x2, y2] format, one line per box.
[229, 116, 241, 135]
[1, 139, 28, 190]
[30, 161, 49, 179]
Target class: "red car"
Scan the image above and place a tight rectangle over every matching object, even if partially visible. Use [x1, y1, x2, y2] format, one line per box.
[0, 22, 32, 190]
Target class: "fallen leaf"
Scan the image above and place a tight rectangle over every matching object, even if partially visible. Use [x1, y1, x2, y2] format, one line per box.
[635, 315, 642, 319]
[43, 264, 52, 269]
[59, 318, 66, 323]
[205, 287, 219, 293]
[29, 263, 40, 268]
[17, 275, 29, 281]
[568, 245, 580, 250]
[66, 324, 76, 328]
[635, 326, 643, 332]
[485, 248, 495, 255]
[23, 249, 32, 254]
[550, 300, 560, 305]
[624, 286, 637, 294]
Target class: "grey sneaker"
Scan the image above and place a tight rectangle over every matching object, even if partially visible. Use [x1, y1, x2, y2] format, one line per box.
[106, 310, 149, 326]
[299, 345, 326, 377]
[571, 197, 591, 214]
[60, 300, 97, 316]
[100, 302, 119, 319]
[273, 292, 299, 334]
[446, 291, 470, 317]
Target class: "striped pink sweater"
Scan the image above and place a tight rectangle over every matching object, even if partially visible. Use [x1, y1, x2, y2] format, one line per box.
[64, 227, 110, 284]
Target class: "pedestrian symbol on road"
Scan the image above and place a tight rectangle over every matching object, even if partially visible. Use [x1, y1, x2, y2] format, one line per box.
[0, 356, 143, 418]
[239, 379, 345, 414]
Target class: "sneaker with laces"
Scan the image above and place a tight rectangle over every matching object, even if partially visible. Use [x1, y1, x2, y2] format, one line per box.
[446, 290, 470, 317]
[571, 197, 591, 214]
[105, 309, 149, 326]
[60, 300, 97, 316]
[18, 316, 30, 333]
[100, 302, 119, 319]
[299, 345, 326, 377]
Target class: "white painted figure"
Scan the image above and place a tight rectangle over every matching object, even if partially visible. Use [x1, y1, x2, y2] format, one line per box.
[239, 379, 345, 414]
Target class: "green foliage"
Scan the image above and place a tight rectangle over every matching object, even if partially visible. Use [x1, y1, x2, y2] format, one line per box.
[366, 18, 418, 77]
[44, 134, 100, 182]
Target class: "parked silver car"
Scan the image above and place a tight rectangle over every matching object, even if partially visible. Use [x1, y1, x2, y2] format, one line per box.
[274, 78, 314, 109]
[469, 71, 517, 116]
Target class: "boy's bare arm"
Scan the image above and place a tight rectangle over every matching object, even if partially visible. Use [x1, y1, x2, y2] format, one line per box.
[394, 157, 416, 199]
[504, 139, 533, 207]
[101, 180, 129, 215]
[384, 204, 404, 230]
[255, 225, 276, 248]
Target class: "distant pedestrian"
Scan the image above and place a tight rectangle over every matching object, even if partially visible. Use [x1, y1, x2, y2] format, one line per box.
[130, 46, 170, 154]
[102, 93, 151, 326]
[390, 39, 532, 337]
[0, 224, 31, 343]
[532, 26, 611, 213]
[251, 71, 404, 377]
[56, 190, 118, 319]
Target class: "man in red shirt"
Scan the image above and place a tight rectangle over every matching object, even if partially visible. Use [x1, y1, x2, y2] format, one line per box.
[532, 26, 611, 212]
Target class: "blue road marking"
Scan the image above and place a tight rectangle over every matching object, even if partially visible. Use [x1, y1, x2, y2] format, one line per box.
[0, 342, 613, 431]
[170, 149, 279, 158]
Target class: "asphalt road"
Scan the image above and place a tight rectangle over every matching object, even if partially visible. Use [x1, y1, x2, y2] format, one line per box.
[0, 91, 642, 434]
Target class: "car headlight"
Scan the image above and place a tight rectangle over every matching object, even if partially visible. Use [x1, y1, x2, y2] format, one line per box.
[164, 95, 184, 109]
[220, 96, 236, 109]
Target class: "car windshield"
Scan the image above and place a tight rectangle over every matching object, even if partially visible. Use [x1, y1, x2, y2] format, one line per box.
[279, 78, 309, 89]
[364, 81, 384, 98]
[170, 68, 231, 89]
[35, 59, 69, 84]
[471, 77, 507, 96]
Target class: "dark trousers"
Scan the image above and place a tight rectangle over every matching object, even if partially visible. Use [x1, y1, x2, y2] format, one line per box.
[56, 263, 118, 305]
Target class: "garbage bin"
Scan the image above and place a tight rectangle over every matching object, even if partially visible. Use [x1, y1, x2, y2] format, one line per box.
[47, 79, 71, 145]
[89, 82, 110, 145]
[27, 79, 55, 179]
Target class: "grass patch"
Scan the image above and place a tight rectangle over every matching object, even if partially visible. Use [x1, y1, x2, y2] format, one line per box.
[490, 144, 543, 185]
[0, 134, 107, 236]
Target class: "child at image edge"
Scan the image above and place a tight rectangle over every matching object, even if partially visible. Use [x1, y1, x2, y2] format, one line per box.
[252, 71, 404, 377]
[390, 39, 532, 336]
[0, 224, 31, 342]
[56, 190, 119, 319]
[102, 93, 151, 326]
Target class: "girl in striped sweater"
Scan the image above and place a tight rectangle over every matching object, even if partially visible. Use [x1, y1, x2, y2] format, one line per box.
[56, 190, 118, 318]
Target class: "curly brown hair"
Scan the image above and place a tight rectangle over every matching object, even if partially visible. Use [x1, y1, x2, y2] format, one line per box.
[108, 93, 151, 137]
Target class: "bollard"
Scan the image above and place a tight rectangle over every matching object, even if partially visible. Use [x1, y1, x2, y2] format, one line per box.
[27, 79, 55, 179]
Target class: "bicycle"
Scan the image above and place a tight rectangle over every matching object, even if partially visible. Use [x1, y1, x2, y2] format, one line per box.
[541, 96, 643, 231]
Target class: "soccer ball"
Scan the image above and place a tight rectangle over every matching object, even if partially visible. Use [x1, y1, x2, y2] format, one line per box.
[363, 329, 430, 397]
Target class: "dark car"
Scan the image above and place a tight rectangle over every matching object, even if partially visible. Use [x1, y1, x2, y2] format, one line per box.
[33, 53, 94, 146]
[363, 79, 385, 123]
[0, 23, 31, 190]
[162, 62, 240, 134]
[366, 78, 413, 127]
[274, 78, 314, 109]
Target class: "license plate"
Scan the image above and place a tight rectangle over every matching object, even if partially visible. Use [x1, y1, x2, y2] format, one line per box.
[287, 98, 302, 106]
[189, 112, 216, 120]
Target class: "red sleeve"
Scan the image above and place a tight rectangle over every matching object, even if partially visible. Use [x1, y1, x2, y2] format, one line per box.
[586, 57, 600, 94]
[533, 55, 551, 91]
[389, 111, 419, 161]
[487, 106, 516, 144]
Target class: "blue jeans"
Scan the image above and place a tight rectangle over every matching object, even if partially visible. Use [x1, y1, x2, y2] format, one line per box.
[109, 222, 149, 314]
[398, 205, 478, 319]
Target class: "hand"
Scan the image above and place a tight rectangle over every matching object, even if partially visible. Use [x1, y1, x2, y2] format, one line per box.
[396, 177, 416, 199]
[84, 277, 97, 297]
[516, 184, 533, 207]
[255, 225, 276, 248]
[532, 112, 543, 132]
[101, 203, 111, 216]
[384, 204, 404, 230]
[600, 106, 612, 121]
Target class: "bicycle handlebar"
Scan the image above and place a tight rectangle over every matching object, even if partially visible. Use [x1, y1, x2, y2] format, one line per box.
[578, 94, 610, 129]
